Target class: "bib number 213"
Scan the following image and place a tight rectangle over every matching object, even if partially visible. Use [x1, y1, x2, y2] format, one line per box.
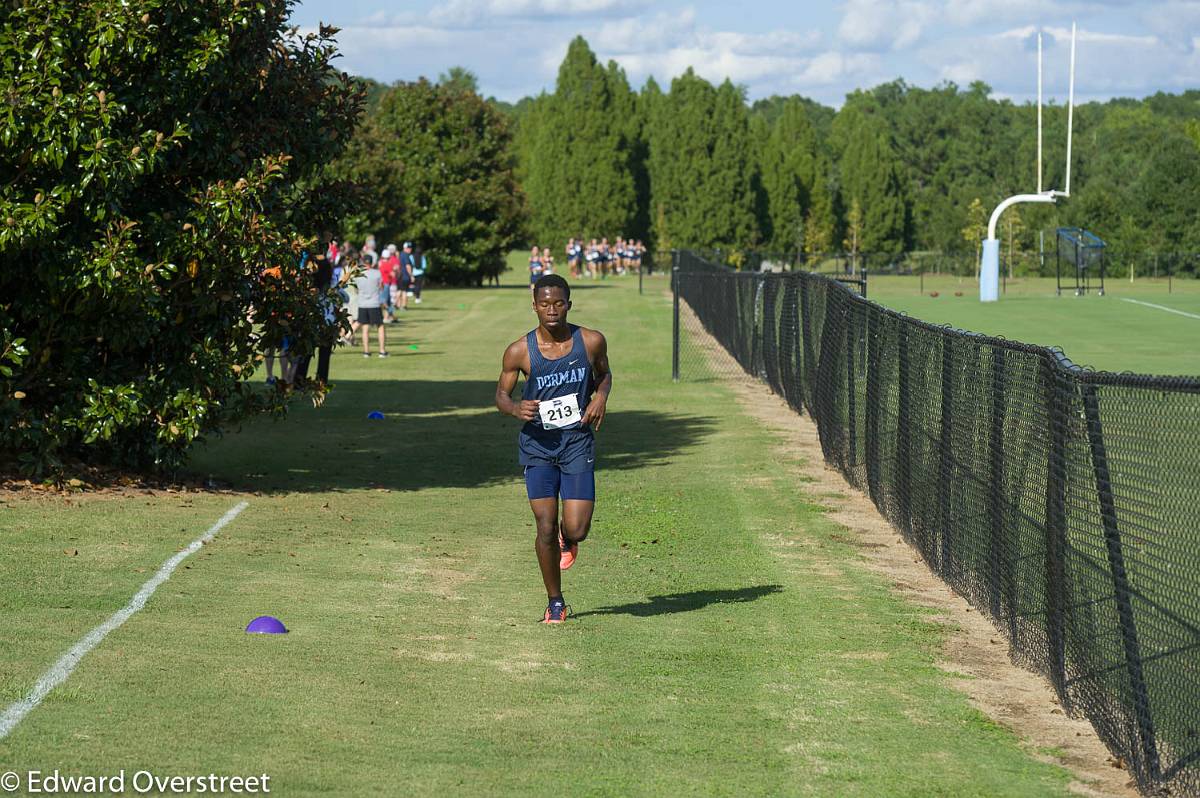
[539, 395, 581, 430]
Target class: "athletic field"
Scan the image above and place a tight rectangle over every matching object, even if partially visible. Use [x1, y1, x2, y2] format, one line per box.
[2, 270, 1110, 796]
[868, 274, 1200, 376]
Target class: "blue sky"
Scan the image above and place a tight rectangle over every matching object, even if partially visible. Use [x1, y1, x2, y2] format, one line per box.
[291, 1, 1200, 106]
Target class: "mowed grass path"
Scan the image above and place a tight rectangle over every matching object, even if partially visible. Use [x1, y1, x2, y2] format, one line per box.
[0, 273, 1084, 796]
[869, 274, 1200, 375]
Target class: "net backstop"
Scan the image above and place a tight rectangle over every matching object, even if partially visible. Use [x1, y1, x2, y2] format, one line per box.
[672, 249, 1200, 797]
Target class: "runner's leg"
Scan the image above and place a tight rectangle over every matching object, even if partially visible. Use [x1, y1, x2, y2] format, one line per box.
[561, 499, 594, 547]
[531, 498, 562, 598]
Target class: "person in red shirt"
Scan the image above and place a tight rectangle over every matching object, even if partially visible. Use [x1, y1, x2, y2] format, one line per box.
[378, 244, 400, 323]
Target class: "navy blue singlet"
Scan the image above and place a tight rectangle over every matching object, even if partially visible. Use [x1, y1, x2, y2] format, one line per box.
[518, 325, 595, 473]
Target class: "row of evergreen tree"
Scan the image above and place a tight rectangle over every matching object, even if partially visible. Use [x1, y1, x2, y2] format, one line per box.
[504, 36, 1200, 260]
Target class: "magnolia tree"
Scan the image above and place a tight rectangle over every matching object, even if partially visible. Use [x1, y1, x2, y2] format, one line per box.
[339, 79, 526, 286]
[0, 1, 363, 476]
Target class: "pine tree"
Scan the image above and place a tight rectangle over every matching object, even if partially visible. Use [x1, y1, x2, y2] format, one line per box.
[648, 70, 759, 250]
[804, 202, 834, 256]
[437, 66, 479, 94]
[709, 80, 759, 249]
[654, 202, 672, 257]
[759, 98, 834, 257]
[844, 197, 863, 272]
[524, 37, 637, 245]
[836, 107, 908, 254]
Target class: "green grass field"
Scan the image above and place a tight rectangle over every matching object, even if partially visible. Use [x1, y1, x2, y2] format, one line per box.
[0, 269, 1095, 795]
[867, 274, 1200, 376]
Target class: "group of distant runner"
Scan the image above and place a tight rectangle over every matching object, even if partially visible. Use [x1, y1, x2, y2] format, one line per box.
[528, 237, 646, 289]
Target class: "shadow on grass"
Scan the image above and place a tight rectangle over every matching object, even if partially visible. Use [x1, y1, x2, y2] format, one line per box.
[572, 585, 784, 618]
[191, 379, 714, 493]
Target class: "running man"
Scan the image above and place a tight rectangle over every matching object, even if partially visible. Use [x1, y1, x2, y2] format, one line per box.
[495, 274, 612, 624]
[585, 239, 599, 279]
[566, 237, 582, 278]
[528, 245, 543, 293]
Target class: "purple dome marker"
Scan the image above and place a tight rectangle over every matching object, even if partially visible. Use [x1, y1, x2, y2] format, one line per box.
[245, 615, 288, 634]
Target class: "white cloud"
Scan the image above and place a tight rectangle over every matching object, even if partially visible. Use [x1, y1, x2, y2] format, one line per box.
[305, 1, 1200, 106]
[590, 8, 823, 92]
[923, 23, 1200, 100]
[837, 0, 936, 51]
[1140, 1, 1200, 53]
[592, 7, 698, 54]
[430, 0, 636, 26]
[796, 51, 882, 86]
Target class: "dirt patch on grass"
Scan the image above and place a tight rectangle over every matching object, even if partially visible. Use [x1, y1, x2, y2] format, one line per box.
[0, 465, 249, 503]
[681, 304, 1137, 798]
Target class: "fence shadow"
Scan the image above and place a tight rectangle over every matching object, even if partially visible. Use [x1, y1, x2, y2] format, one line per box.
[190, 379, 714, 493]
[572, 585, 784, 619]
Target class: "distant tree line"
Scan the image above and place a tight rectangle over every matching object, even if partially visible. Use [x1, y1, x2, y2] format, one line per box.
[505, 37, 1200, 269]
[345, 35, 1200, 280]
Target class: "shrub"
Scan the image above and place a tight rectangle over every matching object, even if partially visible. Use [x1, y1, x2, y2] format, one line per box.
[0, 1, 363, 476]
[337, 79, 526, 286]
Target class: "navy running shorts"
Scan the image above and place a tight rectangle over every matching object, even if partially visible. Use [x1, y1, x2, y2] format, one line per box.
[525, 466, 596, 501]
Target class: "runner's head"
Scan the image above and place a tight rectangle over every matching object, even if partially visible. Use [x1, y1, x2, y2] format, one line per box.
[532, 274, 571, 328]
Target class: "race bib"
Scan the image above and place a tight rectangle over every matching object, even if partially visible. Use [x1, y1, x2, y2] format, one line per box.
[539, 394, 581, 430]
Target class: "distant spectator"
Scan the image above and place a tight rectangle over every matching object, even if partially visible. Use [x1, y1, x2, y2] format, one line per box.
[398, 242, 415, 311]
[355, 260, 388, 357]
[529, 245, 543, 293]
[411, 245, 427, 304]
[379, 244, 399, 323]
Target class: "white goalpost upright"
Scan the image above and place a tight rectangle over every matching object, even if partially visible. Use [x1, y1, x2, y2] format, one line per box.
[980, 23, 1077, 302]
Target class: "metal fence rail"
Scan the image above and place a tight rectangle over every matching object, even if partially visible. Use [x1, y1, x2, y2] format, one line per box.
[672, 249, 1200, 797]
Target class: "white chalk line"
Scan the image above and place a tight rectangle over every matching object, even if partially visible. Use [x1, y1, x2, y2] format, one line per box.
[0, 500, 249, 740]
[1120, 297, 1200, 320]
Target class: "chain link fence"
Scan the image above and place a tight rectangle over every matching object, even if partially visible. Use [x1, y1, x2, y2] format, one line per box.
[672, 249, 1200, 797]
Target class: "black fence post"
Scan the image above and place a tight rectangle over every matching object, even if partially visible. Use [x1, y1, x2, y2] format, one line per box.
[799, 275, 815, 414]
[1042, 354, 1069, 702]
[896, 321, 912, 537]
[865, 312, 882, 506]
[938, 332, 955, 576]
[987, 348, 1008, 628]
[845, 306, 858, 472]
[781, 276, 802, 413]
[1081, 384, 1162, 783]
[672, 257, 681, 384]
[813, 291, 844, 464]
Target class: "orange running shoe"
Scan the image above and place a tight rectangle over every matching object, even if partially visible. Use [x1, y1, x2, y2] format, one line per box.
[541, 598, 570, 624]
[559, 532, 578, 570]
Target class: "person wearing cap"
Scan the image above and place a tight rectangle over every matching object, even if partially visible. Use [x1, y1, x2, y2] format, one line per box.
[398, 242, 415, 312]
[379, 244, 399, 323]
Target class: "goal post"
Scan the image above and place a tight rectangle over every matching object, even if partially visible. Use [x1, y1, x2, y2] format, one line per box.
[980, 24, 1076, 302]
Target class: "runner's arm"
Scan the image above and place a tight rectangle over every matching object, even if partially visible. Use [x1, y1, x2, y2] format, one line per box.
[495, 341, 539, 421]
[582, 331, 611, 431]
